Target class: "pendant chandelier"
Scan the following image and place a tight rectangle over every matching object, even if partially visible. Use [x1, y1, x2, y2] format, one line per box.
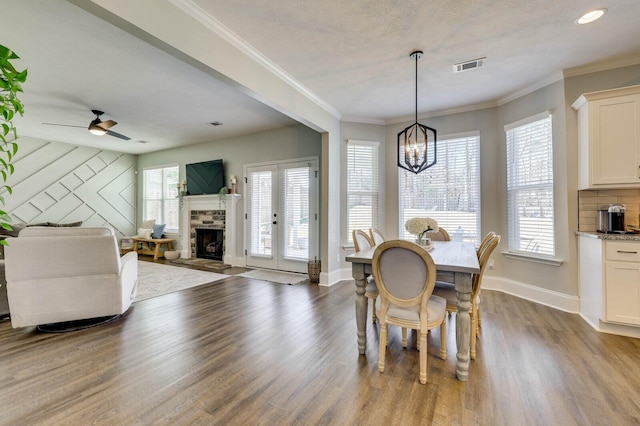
[397, 50, 437, 174]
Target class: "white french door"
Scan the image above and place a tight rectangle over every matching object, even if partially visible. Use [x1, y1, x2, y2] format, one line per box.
[245, 158, 318, 273]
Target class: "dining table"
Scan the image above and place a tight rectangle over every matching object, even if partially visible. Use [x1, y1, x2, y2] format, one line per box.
[346, 240, 480, 381]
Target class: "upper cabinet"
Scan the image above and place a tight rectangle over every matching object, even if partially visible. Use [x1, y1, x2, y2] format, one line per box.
[573, 85, 640, 189]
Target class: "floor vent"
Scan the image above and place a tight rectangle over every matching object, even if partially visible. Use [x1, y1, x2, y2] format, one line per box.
[453, 58, 486, 73]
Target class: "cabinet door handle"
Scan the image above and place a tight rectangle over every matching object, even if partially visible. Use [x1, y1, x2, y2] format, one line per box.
[617, 250, 638, 254]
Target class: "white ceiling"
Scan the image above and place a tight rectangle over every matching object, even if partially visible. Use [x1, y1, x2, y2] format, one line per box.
[4, 0, 640, 154]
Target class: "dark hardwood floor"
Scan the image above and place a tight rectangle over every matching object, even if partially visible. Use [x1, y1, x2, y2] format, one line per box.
[1, 263, 639, 425]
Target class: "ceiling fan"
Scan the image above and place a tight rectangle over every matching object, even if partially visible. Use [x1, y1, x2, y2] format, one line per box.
[43, 110, 131, 140]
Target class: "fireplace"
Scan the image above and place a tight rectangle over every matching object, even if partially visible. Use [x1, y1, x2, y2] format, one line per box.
[180, 194, 241, 266]
[195, 228, 224, 261]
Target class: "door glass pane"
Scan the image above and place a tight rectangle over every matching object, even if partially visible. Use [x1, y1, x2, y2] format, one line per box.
[282, 166, 310, 260]
[250, 170, 272, 256]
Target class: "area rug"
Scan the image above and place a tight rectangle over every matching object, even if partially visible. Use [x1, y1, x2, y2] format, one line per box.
[136, 261, 230, 302]
[169, 257, 231, 271]
[237, 269, 307, 285]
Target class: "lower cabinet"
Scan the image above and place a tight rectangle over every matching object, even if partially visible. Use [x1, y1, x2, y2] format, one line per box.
[604, 241, 640, 325]
[579, 236, 640, 329]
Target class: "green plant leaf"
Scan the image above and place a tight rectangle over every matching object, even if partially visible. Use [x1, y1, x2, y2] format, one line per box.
[16, 69, 27, 83]
[5, 185, 12, 195]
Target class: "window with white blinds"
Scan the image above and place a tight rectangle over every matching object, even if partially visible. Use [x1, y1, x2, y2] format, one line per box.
[143, 165, 179, 232]
[248, 168, 273, 256]
[399, 133, 481, 245]
[505, 112, 555, 257]
[281, 165, 311, 260]
[347, 140, 379, 245]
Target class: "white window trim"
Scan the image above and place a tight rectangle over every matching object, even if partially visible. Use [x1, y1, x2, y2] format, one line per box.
[505, 111, 560, 264]
[345, 139, 380, 248]
[143, 164, 179, 233]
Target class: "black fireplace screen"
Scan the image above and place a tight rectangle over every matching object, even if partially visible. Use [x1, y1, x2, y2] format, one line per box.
[195, 228, 224, 261]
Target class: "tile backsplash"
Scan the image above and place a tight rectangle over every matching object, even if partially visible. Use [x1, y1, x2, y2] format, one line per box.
[578, 189, 640, 231]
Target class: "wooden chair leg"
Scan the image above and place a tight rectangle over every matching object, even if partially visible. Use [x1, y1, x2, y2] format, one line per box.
[477, 306, 482, 328]
[402, 327, 408, 348]
[378, 323, 388, 373]
[419, 331, 427, 384]
[439, 322, 447, 360]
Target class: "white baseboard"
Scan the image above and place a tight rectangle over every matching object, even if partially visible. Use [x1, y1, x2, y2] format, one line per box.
[577, 314, 640, 339]
[319, 267, 353, 287]
[483, 275, 580, 313]
[319, 269, 581, 313]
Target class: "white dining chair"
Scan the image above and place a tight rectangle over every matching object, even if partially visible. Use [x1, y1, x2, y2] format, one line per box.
[428, 227, 450, 241]
[369, 228, 385, 245]
[372, 239, 447, 384]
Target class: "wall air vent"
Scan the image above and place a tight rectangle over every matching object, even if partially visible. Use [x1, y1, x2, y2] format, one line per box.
[453, 57, 486, 73]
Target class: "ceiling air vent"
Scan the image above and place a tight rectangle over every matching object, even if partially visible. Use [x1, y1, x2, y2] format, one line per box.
[453, 57, 486, 73]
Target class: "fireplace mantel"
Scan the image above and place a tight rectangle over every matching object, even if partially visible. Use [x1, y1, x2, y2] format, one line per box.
[180, 194, 241, 266]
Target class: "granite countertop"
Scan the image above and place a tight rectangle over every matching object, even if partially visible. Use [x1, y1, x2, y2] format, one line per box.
[576, 231, 640, 241]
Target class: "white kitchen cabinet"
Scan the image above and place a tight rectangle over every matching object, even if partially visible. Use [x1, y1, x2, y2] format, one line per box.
[604, 241, 640, 325]
[573, 85, 640, 189]
[579, 236, 640, 331]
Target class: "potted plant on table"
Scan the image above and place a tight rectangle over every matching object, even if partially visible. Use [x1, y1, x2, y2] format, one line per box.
[405, 217, 439, 246]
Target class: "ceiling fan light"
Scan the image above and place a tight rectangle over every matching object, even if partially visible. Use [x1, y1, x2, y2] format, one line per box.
[89, 124, 107, 136]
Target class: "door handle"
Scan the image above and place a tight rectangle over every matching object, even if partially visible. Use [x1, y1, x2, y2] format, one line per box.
[617, 250, 638, 254]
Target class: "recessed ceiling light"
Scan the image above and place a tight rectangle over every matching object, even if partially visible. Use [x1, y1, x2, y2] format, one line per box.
[576, 8, 607, 24]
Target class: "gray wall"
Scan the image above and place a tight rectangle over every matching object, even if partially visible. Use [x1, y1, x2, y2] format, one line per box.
[4, 136, 137, 239]
[137, 124, 322, 258]
[497, 79, 572, 294]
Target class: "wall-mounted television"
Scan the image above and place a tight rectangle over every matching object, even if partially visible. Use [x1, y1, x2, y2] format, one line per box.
[185, 159, 225, 195]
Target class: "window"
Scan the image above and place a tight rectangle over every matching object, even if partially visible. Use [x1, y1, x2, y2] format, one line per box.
[505, 112, 554, 257]
[346, 140, 379, 245]
[143, 165, 179, 233]
[399, 132, 481, 245]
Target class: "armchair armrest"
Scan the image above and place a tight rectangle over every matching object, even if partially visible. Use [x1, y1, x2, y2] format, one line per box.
[120, 251, 139, 303]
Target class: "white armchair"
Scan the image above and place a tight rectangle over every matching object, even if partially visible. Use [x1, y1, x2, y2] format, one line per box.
[4, 227, 138, 329]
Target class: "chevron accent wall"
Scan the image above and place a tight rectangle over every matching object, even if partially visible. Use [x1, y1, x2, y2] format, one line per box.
[3, 137, 137, 239]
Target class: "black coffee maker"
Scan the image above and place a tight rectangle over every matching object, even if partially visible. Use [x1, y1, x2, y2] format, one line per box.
[607, 204, 626, 233]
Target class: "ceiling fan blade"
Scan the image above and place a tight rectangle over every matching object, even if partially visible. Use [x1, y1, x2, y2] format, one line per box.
[42, 123, 85, 128]
[106, 130, 131, 141]
[97, 119, 117, 130]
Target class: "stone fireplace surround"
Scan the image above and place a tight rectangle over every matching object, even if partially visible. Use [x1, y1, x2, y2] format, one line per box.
[180, 194, 241, 266]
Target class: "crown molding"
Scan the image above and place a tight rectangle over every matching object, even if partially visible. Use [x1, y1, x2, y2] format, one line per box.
[563, 54, 640, 78]
[496, 71, 564, 106]
[385, 100, 499, 125]
[340, 116, 386, 125]
[168, 0, 342, 120]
